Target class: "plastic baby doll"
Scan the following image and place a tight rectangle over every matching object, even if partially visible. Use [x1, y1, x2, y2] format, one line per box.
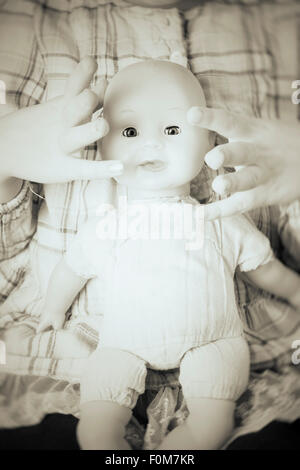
[38, 60, 300, 450]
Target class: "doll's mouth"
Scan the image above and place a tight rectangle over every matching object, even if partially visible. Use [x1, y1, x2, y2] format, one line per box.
[138, 160, 167, 172]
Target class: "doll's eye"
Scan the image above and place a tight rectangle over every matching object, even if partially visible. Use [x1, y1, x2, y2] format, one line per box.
[122, 127, 138, 138]
[164, 126, 181, 136]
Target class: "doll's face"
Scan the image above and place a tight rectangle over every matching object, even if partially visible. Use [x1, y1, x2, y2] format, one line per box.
[100, 61, 211, 191]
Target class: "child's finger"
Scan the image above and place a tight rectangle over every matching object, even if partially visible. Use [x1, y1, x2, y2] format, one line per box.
[204, 187, 264, 220]
[60, 158, 124, 182]
[187, 106, 260, 141]
[212, 166, 266, 195]
[60, 118, 109, 154]
[63, 88, 100, 128]
[204, 142, 261, 170]
[90, 79, 107, 103]
[62, 80, 107, 128]
[64, 57, 97, 102]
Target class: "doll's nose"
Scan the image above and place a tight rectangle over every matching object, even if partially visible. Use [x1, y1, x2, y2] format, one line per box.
[143, 140, 162, 150]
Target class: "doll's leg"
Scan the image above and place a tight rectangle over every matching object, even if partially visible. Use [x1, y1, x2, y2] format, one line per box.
[157, 337, 250, 450]
[77, 347, 147, 450]
[77, 400, 132, 450]
[157, 397, 235, 450]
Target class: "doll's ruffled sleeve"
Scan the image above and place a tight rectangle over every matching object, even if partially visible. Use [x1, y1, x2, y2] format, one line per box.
[221, 214, 275, 272]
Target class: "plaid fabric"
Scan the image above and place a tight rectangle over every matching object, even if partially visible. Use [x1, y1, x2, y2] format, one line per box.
[1, 0, 300, 440]
[0, 182, 34, 307]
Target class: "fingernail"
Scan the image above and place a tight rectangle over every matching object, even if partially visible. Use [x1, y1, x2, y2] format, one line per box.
[212, 177, 231, 195]
[205, 150, 224, 170]
[187, 107, 203, 125]
[94, 118, 109, 136]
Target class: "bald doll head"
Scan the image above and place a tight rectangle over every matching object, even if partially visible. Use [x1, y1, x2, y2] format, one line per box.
[100, 60, 212, 191]
[103, 60, 206, 117]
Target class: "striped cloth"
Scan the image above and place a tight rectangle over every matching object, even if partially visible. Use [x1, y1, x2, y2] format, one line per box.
[0, 0, 300, 448]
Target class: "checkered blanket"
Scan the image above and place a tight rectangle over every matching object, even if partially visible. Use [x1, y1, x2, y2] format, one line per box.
[0, 0, 300, 449]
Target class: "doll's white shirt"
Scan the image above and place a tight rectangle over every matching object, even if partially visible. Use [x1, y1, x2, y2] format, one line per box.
[64, 197, 274, 370]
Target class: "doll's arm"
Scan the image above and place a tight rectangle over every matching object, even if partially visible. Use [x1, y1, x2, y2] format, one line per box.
[241, 258, 300, 310]
[37, 257, 88, 332]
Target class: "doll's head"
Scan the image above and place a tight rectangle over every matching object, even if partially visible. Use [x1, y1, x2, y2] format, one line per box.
[100, 60, 212, 194]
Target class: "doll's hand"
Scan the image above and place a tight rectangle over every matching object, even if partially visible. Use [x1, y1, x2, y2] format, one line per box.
[37, 311, 66, 333]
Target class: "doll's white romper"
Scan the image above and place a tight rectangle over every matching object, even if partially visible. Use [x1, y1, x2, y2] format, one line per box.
[64, 198, 274, 408]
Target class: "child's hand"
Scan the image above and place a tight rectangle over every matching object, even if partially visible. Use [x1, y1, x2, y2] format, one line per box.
[0, 57, 123, 184]
[188, 107, 300, 219]
[37, 311, 66, 333]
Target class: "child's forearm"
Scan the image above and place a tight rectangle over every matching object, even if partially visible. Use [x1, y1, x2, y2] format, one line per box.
[0, 177, 23, 203]
[242, 258, 300, 306]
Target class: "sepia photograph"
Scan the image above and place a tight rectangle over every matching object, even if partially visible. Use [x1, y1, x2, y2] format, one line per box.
[0, 0, 300, 455]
